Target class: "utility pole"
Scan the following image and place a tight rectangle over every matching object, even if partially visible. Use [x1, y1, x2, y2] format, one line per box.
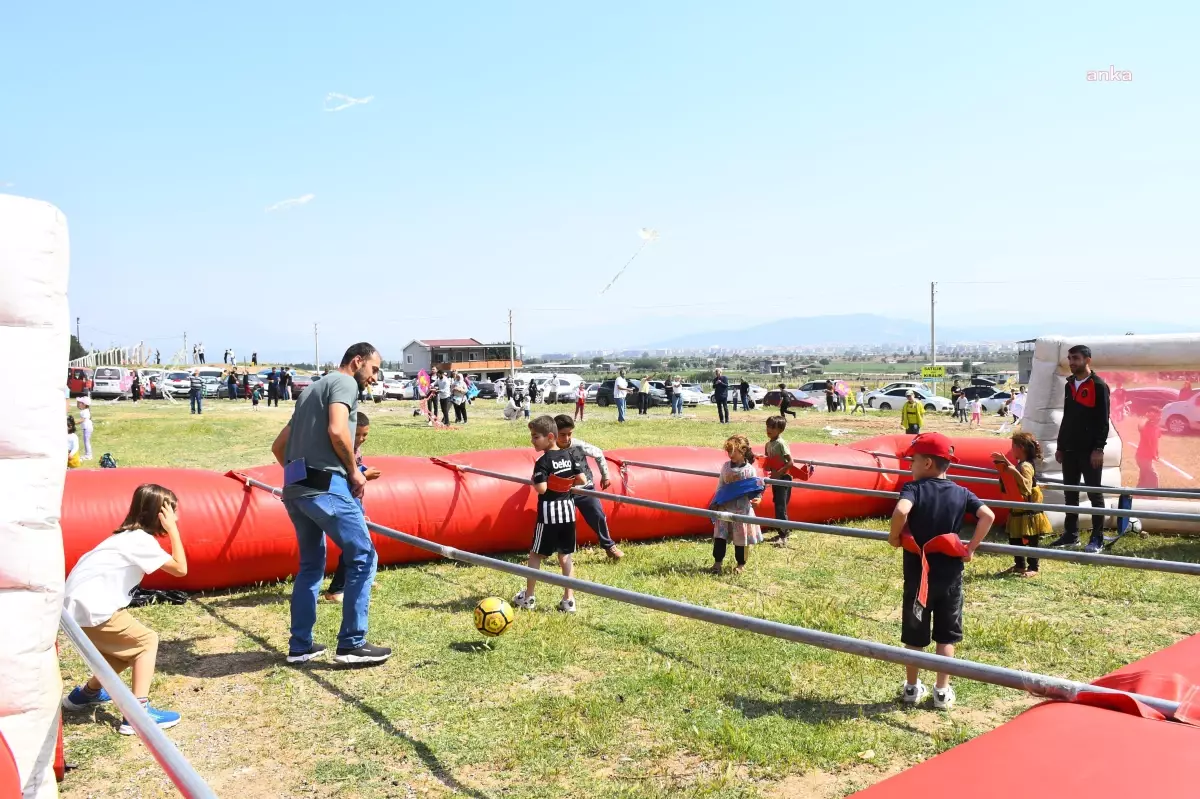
[314, 323, 319, 370]
[508, 309, 515, 380]
[929, 282, 936, 367]
[183, 331, 188, 365]
[76, 316, 80, 341]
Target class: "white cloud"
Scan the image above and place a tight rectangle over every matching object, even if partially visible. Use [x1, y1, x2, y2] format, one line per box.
[1, 182, 13, 188]
[265, 193, 315, 212]
[324, 92, 374, 112]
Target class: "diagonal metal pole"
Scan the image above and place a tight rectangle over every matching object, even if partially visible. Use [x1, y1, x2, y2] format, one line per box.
[60, 611, 218, 798]
[233, 474, 1184, 721]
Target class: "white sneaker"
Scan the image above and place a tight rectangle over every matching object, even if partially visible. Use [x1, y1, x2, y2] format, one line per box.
[933, 685, 956, 710]
[513, 590, 536, 610]
[901, 680, 928, 705]
[557, 597, 577, 614]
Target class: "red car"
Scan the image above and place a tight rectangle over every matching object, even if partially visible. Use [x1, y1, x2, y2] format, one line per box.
[763, 389, 816, 409]
[67, 367, 93, 397]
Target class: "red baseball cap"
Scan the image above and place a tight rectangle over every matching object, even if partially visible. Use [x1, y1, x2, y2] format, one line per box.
[904, 432, 958, 463]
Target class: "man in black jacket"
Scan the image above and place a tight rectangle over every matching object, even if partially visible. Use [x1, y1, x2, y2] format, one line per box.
[1050, 345, 1111, 552]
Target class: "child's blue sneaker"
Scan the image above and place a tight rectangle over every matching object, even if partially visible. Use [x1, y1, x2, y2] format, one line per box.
[63, 685, 111, 711]
[118, 704, 181, 736]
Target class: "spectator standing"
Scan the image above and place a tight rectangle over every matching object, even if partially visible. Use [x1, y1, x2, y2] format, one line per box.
[851, 386, 868, 415]
[155, 349, 161, 365]
[242, 371, 250, 401]
[267, 367, 280, 407]
[713, 369, 730, 424]
[614, 369, 629, 423]
[188, 369, 204, 415]
[825, 382, 836, 413]
[198, 343, 205, 364]
[130, 371, 141, 403]
[437, 369, 453, 425]
[67, 417, 81, 469]
[251, 352, 258, 366]
[638, 375, 652, 415]
[574, 382, 587, 421]
[270, 342, 389, 665]
[546, 374, 559, 405]
[900, 391, 925, 434]
[1050, 345, 1111, 553]
[664, 376, 675, 415]
[227, 371, 238, 401]
[452, 372, 468, 423]
[77, 397, 94, 460]
[671, 376, 684, 417]
[1137, 407, 1163, 489]
[739, 377, 751, 412]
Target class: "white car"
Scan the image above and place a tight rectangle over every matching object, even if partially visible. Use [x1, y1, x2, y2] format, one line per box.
[710, 383, 768, 404]
[1161, 395, 1200, 435]
[868, 387, 952, 412]
[877, 381, 931, 395]
[585, 383, 599, 403]
[383, 377, 415, 400]
[979, 391, 1012, 414]
[162, 371, 193, 396]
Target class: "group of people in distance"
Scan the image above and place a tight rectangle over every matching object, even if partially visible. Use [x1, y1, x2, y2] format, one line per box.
[59, 342, 1121, 737]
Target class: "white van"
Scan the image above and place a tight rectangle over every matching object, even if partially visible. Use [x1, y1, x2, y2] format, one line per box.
[91, 366, 134, 399]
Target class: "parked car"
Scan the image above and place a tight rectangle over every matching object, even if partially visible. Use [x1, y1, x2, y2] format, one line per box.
[1120, 387, 1183, 416]
[67, 368, 94, 397]
[763, 389, 816, 409]
[957, 385, 997, 402]
[979, 391, 1012, 414]
[709, 383, 768, 404]
[868, 387, 951, 412]
[91, 366, 134, 399]
[585, 383, 599, 403]
[383, 377, 416, 400]
[217, 374, 263, 399]
[798, 381, 831, 394]
[1161, 395, 1200, 435]
[677, 384, 710, 406]
[162, 371, 193, 397]
[291, 373, 318, 398]
[595, 378, 667, 407]
[473, 380, 499, 400]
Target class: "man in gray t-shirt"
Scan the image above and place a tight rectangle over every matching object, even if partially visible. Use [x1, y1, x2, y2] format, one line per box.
[282, 371, 360, 499]
[271, 342, 390, 666]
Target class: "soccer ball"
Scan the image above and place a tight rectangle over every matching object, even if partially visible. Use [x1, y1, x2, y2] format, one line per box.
[1129, 517, 1146, 537]
[473, 597, 515, 637]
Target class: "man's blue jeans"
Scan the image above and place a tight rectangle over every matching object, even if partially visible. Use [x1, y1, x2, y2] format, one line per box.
[616, 397, 627, 422]
[284, 473, 377, 652]
[189, 391, 202, 414]
[671, 395, 683, 415]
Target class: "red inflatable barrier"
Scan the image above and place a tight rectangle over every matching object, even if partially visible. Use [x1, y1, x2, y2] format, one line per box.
[0, 732, 19, 799]
[60, 442, 915, 591]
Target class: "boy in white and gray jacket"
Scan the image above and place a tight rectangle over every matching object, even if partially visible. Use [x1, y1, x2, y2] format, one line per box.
[554, 414, 625, 560]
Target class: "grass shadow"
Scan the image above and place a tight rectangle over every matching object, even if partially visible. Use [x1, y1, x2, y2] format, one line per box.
[406, 596, 486, 613]
[722, 693, 929, 736]
[583, 621, 703, 671]
[195, 601, 493, 799]
[448, 640, 499, 654]
[201, 589, 288, 608]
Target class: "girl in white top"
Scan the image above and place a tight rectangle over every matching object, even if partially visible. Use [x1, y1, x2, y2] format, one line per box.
[969, 398, 983, 426]
[61, 484, 189, 735]
[77, 396, 94, 459]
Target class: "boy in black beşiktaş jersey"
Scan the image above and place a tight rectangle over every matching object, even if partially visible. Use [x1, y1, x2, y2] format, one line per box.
[514, 415, 588, 613]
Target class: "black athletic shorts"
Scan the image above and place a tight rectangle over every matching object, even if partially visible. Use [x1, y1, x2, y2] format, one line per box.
[532, 498, 577, 556]
[901, 578, 963, 647]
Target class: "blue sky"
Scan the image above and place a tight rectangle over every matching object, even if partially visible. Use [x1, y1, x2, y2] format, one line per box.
[3, 2, 1197, 360]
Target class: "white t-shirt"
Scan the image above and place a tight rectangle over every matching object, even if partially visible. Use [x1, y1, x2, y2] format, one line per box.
[79, 407, 93, 430]
[970, 399, 982, 413]
[437, 376, 452, 400]
[614, 377, 629, 399]
[64, 530, 171, 627]
[67, 433, 79, 457]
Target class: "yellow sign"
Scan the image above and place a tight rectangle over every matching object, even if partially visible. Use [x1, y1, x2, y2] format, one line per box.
[921, 366, 946, 378]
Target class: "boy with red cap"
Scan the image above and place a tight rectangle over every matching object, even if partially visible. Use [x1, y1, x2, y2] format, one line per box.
[888, 432, 995, 709]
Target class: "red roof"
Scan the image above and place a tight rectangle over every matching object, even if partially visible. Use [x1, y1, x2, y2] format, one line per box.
[421, 339, 482, 348]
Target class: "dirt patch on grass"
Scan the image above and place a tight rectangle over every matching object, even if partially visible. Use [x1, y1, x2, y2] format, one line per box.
[763, 762, 907, 798]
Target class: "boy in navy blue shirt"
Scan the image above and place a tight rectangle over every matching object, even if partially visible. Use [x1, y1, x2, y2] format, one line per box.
[889, 433, 995, 709]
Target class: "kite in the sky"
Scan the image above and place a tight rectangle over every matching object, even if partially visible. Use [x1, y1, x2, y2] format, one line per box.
[600, 228, 659, 294]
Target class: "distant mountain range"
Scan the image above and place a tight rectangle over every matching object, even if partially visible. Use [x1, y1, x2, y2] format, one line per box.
[640, 314, 1193, 351]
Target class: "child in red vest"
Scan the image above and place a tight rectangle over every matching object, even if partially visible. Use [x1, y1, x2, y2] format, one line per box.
[1137, 407, 1163, 488]
[888, 433, 995, 709]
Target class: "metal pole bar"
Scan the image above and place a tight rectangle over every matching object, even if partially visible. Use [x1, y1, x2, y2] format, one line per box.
[234, 475, 1182, 720]
[436, 462, 1200, 577]
[619, 456, 1000, 486]
[614, 458, 1200, 525]
[59, 611, 218, 799]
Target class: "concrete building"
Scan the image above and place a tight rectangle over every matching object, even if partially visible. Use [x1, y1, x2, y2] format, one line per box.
[402, 338, 523, 380]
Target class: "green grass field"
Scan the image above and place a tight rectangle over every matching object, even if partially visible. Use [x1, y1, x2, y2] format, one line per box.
[59, 397, 1200, 798]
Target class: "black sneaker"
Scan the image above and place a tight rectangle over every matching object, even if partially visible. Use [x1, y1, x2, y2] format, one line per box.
[1047, 534, 1079, 549]
[1083, 536, 1104, 554]
[334, 643, 392, 666]
[286, 644, 327, 664]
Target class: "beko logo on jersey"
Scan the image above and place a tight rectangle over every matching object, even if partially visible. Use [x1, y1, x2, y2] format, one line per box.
[550, 458, 573, 470]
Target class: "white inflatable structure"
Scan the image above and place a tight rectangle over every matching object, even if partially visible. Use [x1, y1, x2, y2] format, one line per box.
[0, 194, 69, 797]
[1024, 334, 1200, 532]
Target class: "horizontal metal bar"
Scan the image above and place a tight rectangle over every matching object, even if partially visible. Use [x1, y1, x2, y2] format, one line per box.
[865, 450, 997, 475]
[872, 451, 1200, 500]
[616, 459, 1200, 525]
[424, 463, 1200, 578]
[235, 475, 1182, 720]
[60, 611, 218, 799]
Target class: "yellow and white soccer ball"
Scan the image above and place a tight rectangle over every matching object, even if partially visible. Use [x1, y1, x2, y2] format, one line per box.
[473, 596, 515, 637]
